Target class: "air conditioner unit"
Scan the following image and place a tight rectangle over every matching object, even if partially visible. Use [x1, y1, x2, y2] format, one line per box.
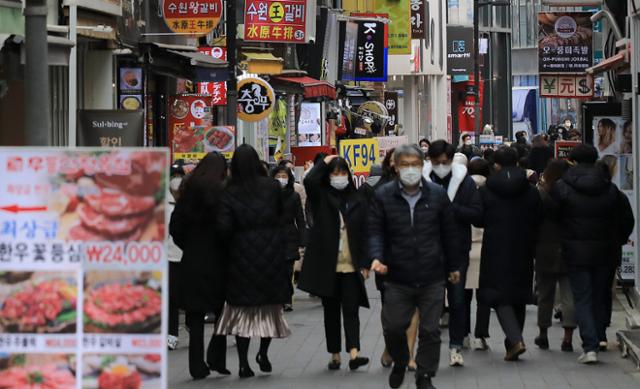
[542, 0, 603, 6]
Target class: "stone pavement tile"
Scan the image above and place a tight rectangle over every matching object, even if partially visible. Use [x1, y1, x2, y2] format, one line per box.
[169, 280, 640, 389]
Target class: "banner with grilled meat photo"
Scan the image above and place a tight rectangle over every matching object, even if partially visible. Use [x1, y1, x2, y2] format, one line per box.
[0, 148, 169, 389]
[538, 12, 593, 74]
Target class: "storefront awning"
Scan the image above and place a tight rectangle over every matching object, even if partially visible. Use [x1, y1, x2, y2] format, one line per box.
[585, 49, 629, 75]
[271, 75, 336, 100]
[241, 52, 284, 75]
[144, 42, 230, 82]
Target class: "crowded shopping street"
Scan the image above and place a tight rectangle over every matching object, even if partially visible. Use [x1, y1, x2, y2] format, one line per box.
[3, 0, 640, 389]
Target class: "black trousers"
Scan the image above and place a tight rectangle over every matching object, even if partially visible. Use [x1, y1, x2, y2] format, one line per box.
[464, 289, 491, 339]
[321, 272, 362, 354]
[185, 310, 227, 378]
[168, 262, 180, 337]
[495, 304, 526, 348]
[382, 281, 444, 377]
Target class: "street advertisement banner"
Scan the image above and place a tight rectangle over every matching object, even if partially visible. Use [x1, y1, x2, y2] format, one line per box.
[0, 148, 168, 388]
[375, 135, 408, 159]
[410, 0, 426, 39]
[446, 26, 473, 75]
[297, 103, 322, 147]
[339, 138, 380, 188]
[237, 77, 276, 122]
[118, 67, 143, 110]
[78, 110, 144, 147]
[168, 95, 235, 163]
[383, 92, 399, 135]
[197, 47, 227, 106]
[554, 140, 581, 159]
[341, 15, 388, 82]
[373, 0, 411, 55]
[163, 0, 223, 36]
[538, 12, 593, 73]
[539, 74, 594, 98]
[244, 0, 315, 44]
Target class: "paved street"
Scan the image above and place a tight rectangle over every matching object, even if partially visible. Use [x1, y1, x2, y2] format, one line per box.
[169, 280, 640, 389]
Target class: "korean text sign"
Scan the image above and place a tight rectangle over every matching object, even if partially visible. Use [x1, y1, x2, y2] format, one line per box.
[538, 12, 593, 73]
[163, 0, 223, 36]
[244, 0, 312, 43]
[373, 0, 410, 55]
[197, 47, 228, 105]
[0, 148, 169, 388]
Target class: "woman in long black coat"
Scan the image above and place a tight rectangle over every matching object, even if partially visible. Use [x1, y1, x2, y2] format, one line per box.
[299, 155, 370, 371]
[477, 147, 542, 361]
[214, 144, 291, 378]
[169, 152, 229, 380]
[271, 165, 306, 310]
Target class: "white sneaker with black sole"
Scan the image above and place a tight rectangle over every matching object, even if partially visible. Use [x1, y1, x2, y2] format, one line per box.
[578, 351, 598, 364]
[449, 349, 464, 367]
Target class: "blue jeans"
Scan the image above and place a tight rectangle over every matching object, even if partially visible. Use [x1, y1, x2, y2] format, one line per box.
[568, 266, 610, 353]
[447, 264, 469, 349]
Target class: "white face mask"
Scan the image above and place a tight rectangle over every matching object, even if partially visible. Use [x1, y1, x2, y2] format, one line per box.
[169, 177, 182, 192]
[330, 175, 350, 190]
[276, 177, 288, 188]
[433, 164, 453, 179]
[366, 175, 382, 187]
[420, 146, 429, 153]
[399, 167, 422, 187]
[464, 140, 472, 146]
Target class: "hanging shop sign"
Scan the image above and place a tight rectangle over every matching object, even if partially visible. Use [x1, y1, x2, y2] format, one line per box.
[538, 12, 593, 73]
[237, 77, 275, 122]
[446, 26, 473, 75]
[539, 74, 594, 98]
[554, 140, 581, 159]
[163, 0, 223, 36]
[383, 91, 398, 135]
[77, 110, 144, 147]
[297, 102, 322, 147]
[168, 95, 234, 163]
[244, 0, 315, 44]
[118, 67, 143, 110]
[410, 0, 426, 39]
[0, 147, 168, 388]
[339, 138, 380, 188]
[341, 15, 388, 82]
[373, 0, 410, 55]
[197, 47, 227, 106]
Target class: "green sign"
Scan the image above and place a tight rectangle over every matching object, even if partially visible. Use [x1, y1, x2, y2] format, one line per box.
[374, 0, 411, 55]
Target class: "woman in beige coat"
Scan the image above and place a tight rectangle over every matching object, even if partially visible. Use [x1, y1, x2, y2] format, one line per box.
[464, 158, 492, 350]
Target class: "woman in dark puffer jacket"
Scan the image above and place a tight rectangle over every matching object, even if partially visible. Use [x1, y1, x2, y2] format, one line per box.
[215, 145, 291, 378]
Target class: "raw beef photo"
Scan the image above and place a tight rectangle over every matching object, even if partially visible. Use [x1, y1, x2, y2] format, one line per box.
[82, 354, 161, 389]
[0, 272, 77, 334]
[49, 150, 167, 242]
[0, 354, 75, 389]
[83, 272, 162, 334]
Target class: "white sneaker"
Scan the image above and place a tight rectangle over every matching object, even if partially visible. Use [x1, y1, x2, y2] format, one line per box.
[473, 337, 489, 351]
[449, 349, 464, 367]
[578, 351, 598, 364]
[167, 335, 179, 350]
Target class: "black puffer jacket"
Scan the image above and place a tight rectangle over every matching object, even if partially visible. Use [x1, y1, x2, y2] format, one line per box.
[369, 179, 462, 287]
[477, 167, 542, 306]
[281, 188, 306, 261]
[535, 188, 566, 274]
[218, 177, 290, 306]
[551, 165, 634, 267]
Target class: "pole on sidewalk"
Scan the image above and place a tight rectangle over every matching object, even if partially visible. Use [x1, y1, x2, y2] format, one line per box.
[473, 0, 481, 142]
[68, 3, 77, 147]
[24, 0, 50, 145]
[226, 0, 238, 141]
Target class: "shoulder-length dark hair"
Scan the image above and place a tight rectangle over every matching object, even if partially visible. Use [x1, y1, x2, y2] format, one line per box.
[325, 157, 356, 192]
[229, 144, 267, 187]
[180, 152, 227, 220]
[270, 165, 294, 192]
[540, 159, 569, 192]
[381, 147, 397, 181]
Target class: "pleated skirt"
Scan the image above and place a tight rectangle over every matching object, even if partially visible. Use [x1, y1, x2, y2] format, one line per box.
[214, 303, 291, 338]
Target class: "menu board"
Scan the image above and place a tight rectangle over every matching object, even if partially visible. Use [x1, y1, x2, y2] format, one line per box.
[0, 148, 168, 389]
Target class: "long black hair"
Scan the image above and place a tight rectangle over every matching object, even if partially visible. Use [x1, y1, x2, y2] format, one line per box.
[229, 144, 267, 187]
[179, 152, 227, 221]
[270, 165, 295, 192]
[381, 147, 397, 181]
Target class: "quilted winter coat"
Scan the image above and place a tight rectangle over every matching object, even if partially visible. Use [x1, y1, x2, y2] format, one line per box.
[217, 177, 290, 306]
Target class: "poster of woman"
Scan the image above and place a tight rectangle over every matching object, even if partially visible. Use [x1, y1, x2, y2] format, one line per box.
[593, 116, 624, 157]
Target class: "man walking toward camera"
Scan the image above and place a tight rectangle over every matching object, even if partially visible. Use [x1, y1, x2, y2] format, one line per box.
[369, 144, 462, 389]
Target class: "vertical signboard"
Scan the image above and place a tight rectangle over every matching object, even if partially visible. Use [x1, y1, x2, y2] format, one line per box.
[446, 26, 473, 75]
[410, 0, 425, 39]
[538, 12, 593, 73]
[118, 67, 143, 110]
[373, 0, 411, 55]
[341, 15, 388, 82]
[0, 148, 168, 388]
[244, 0, 315, 43]
[197, 47, 228, 106]
[297, 102, 322, 147]
[383, 91, 398, 135]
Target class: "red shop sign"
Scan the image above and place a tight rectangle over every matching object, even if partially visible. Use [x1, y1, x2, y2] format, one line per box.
[197, 47, 227, 105]
[244, 0, 308, 43]
[163, 0, 223, 36]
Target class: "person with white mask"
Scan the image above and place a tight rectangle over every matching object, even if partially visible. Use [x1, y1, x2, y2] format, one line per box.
[369, 144, 463, 389]
[299, 155, 371, 372]
[421, 141, 482, 368]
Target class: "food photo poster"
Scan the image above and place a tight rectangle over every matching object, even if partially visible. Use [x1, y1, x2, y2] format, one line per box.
[0, 148, 169, 389]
